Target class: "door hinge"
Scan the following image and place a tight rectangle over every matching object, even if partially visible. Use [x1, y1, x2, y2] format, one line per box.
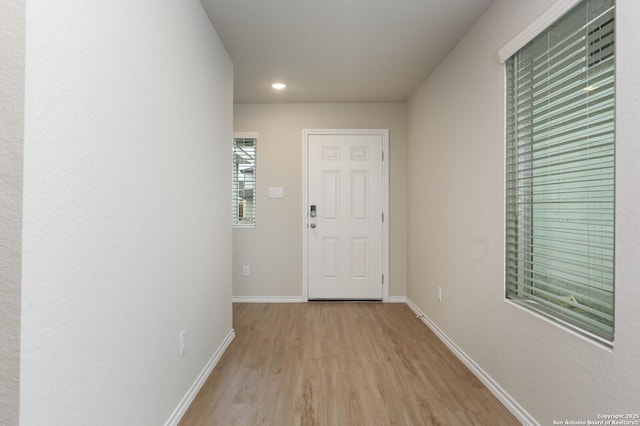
[382, 212, 384, 222]
[382, 151, 384, 161]
[382, 274, 384, 285]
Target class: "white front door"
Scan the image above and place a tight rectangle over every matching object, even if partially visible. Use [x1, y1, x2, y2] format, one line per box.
[306, 130, 385, 300]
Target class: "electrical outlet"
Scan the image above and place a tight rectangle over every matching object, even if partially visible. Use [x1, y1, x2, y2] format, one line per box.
[438, 286, 443, 303]
[180, 330, 186, 356]
[242, 265, 250, 276]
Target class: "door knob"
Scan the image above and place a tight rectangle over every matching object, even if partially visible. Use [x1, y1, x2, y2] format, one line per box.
[310, 223, 316, 229]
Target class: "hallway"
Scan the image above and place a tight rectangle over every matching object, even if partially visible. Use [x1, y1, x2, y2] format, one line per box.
[180, 303, 518, 425]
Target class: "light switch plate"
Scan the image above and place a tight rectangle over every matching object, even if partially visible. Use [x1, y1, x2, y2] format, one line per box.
[268, 187, 284, 198]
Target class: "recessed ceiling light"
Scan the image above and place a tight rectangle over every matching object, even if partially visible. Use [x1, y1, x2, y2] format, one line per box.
[583, 85, 599, 92]
[271, 83, 286, 90]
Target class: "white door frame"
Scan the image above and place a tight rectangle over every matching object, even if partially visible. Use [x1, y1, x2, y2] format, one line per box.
[301, 129, 389, 302]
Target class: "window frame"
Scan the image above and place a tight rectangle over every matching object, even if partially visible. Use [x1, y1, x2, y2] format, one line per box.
[232, 132, 258, 229]
[501, 0, 616, 346]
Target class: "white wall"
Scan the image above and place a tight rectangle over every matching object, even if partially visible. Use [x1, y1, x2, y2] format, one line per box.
[407, 0, 640, 424]
[233, 103, 407, 300]
[21, 1, 233, 424]
[0, 0, 25, 423]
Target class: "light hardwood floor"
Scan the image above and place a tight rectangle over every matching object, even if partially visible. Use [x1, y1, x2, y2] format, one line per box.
[180, 303, 519, 425]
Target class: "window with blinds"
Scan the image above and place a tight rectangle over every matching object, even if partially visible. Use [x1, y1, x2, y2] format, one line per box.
[505, 0, 615, 343]
[233, 136, 257, 227]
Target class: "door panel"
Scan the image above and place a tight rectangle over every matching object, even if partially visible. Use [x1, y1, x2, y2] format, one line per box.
[322, 171, 340, 221]
[351, 238, 369, 279]
[351, 171, 368, 221]
[307, 133, 383, 300]
[322, 238, 340, 279]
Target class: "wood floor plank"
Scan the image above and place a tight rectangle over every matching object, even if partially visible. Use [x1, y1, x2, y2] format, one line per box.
[179, 303, 519, 425]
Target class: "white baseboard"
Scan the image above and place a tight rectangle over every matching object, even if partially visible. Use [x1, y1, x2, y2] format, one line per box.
[232, 296, 304, 303]
[405, 298, 538, 426]
[165, 328, 236, 426]
[233, 296, 408, 303]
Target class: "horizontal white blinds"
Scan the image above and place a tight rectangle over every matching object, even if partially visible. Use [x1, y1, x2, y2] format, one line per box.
[233, 138, 256, 227]
[505, 0, 615, 341]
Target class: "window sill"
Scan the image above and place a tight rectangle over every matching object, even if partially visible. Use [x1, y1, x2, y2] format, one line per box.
[232, 224, 256, 229]
[505, 297, 614, 350]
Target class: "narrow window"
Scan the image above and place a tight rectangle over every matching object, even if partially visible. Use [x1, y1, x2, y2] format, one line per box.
[233, 134, 257, 228]
[505, 0, 615, 343]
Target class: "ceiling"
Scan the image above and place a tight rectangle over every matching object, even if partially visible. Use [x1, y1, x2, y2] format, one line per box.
[201, 0, 493, 103]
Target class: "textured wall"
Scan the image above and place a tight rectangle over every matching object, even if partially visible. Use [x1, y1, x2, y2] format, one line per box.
[0, 0, 25, 424]
[233, 103, 408, 300]
[407, 0, 640, 423]
[21, 1, 233, 424]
